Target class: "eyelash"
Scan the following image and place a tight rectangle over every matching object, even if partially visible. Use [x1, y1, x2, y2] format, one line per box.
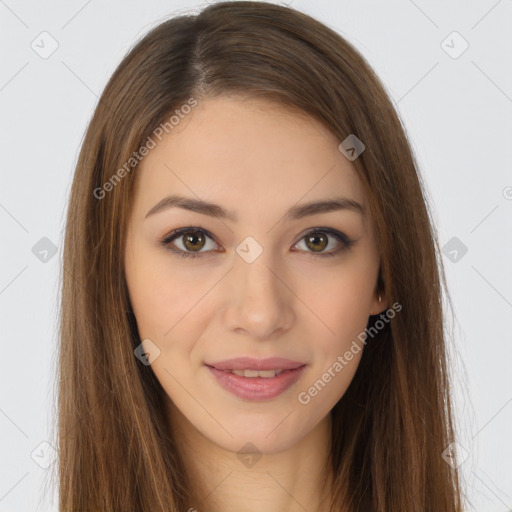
[160, 226, 356, 259]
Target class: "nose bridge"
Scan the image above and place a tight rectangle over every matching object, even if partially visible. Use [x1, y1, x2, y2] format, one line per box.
[234, 233, 281, 291]
[223, 241, 294, 338]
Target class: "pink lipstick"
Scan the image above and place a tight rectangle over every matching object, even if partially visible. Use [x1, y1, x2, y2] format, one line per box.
[205, 357, 306, 401]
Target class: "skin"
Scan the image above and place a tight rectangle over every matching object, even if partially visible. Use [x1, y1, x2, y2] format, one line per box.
[124, 95, 387, 512]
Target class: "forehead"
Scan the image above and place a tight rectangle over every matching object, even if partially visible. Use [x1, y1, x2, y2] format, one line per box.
[134, 96, 368, 223]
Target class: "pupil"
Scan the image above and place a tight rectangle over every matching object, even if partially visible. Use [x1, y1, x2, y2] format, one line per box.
[307, 233, 327, 252]
[184, 231, 204, 251]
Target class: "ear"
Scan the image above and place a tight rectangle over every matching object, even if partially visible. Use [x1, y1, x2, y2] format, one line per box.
[370, 269, 387, 315]
[370, 286, 388, 316]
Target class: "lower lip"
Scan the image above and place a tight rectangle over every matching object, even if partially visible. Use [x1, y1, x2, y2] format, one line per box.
[206, 365, 306, 401]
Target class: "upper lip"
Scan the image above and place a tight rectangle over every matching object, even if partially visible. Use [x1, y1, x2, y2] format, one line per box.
[205, 357, 306, 371]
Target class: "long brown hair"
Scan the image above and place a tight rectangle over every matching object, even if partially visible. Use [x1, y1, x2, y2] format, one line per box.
[55, 2, 465, 510]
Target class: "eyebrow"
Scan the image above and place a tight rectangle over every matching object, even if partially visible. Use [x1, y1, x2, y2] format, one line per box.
[144, 194, 364, 222]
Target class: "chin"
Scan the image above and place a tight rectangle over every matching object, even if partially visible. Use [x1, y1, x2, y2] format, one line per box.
[215, 427, 306, 456]
[199, 406, 320, 455]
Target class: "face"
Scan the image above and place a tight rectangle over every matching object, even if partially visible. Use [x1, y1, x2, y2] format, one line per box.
[124, 96, 384, 455]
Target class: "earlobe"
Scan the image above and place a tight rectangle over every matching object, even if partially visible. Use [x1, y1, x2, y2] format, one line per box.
[370, 267, 388, 315]
[370, 285, 387, 316]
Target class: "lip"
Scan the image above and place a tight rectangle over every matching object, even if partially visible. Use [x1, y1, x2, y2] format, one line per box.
[205, 357, 307, 401]
[205, 357, 305, 371]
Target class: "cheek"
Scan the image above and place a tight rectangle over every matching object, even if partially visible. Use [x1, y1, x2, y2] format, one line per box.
[125, 251, 216, 385]
[296, 261, 373, 405]
[125, 249, 203, 338]
[301, 261, 375, 342]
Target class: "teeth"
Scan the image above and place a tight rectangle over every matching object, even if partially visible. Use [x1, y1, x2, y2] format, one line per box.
[230, 369, 284, 378]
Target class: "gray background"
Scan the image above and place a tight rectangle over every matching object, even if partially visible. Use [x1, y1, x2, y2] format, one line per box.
[1, 0, 511, 510]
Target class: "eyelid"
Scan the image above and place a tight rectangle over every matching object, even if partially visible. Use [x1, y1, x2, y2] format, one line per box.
[160, 226, 355, 258]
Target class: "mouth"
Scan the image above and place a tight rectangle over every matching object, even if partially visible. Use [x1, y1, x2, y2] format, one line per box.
[204, 357, 307, 401]
[205, 356, 305, 372]
[223, 368, 286, 378]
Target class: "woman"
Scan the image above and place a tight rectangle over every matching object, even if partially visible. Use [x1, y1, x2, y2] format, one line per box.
[57, 2, 465, 510]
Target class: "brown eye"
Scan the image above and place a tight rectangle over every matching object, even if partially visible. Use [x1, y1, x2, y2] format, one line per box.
[161, 228, 218, 258]
[293, 228, 355, 257]
[182, 230, 206, 252]
[161, 226, 355, 260]
[304, 232, 328, 252]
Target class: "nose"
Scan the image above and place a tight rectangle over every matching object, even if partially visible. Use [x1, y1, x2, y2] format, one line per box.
[221, 249, 295, 341]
